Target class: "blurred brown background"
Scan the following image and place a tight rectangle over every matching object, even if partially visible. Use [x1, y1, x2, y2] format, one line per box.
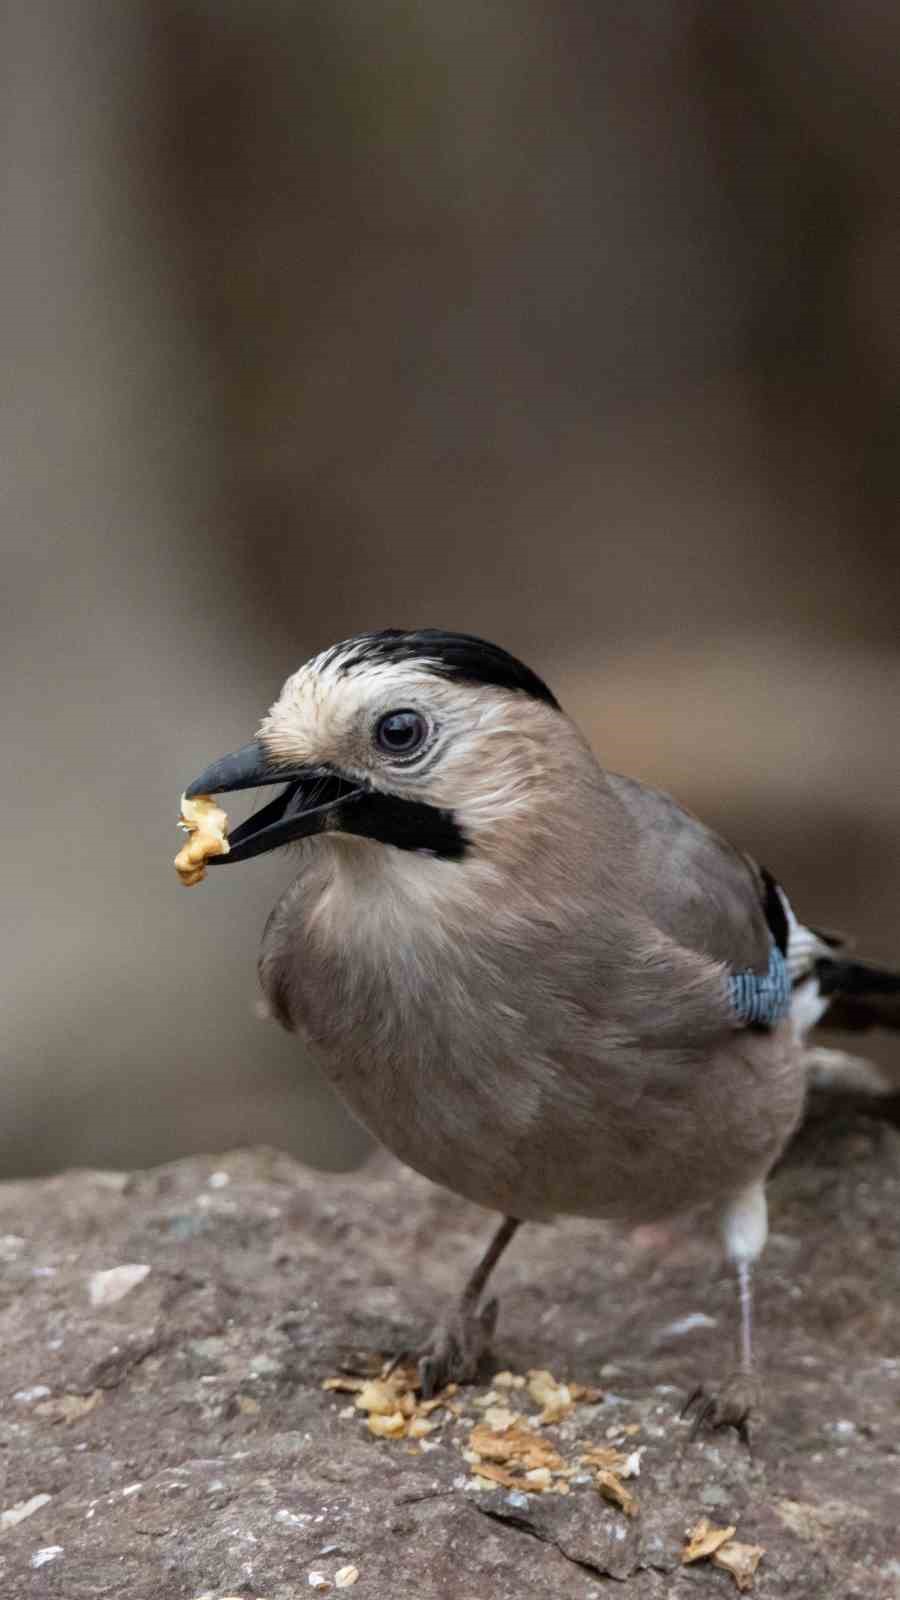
[2, 2, 898, 1178]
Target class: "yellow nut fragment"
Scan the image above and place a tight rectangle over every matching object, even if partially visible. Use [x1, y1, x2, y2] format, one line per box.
[596, 1469, 639, 1517]
[524, 1467, 553, 1490]
[174, 793, 229, 886]
[580, 1445, 629, 1473]
[482, 1405, 519, 1432]
[367, 1409, 407, 1439]
[527, 1368, 574, 1424]
[407, 1415, 435, 1439]
[682, 1521, 765, 1591]
[354, 1379, 401, 1416]
[469, 1421, 563, 1472]
[682, 1519, 737, 1563]
[712, 1540, 765, 1592]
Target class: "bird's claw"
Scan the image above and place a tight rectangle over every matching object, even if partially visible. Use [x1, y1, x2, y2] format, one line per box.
[682, 1370, 760, 1449]
[417, 1296, 500, 1398]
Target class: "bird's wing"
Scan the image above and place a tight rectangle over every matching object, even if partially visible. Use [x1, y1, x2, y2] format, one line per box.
[605, 772, 777, 976]
[608, 774, 900, 1041]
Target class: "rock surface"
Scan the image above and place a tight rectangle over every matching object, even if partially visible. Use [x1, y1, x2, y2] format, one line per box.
[0, 1100, 898, 1599]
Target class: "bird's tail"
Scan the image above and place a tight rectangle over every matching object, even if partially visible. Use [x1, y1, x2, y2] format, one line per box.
[778, 885, 900, 1095]
[814, 956, 900, 1034]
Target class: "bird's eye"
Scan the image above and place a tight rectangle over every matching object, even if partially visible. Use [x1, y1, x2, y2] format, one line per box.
[374, 709, 428, 757]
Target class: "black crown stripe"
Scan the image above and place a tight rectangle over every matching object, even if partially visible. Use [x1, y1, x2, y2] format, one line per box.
[322, 629, 560, 710]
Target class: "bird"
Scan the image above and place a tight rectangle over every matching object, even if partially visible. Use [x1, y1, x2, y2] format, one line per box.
[181, 628, 900, 1438]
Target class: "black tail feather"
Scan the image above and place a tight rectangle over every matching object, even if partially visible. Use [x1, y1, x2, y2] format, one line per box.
[816, 957, 900, 1033]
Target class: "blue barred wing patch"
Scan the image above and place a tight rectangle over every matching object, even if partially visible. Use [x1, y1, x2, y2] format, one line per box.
[728, 943, 792, 1027]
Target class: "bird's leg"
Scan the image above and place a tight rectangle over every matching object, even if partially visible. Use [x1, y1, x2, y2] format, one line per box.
[683, 1182, 766, 1445]
[417, 1216, 521, 1397]
[736, 1255, 754, 1376]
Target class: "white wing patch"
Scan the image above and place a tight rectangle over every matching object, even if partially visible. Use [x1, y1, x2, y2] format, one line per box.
[779, 884, 894, 1096]
[777, 885, 833, 1042]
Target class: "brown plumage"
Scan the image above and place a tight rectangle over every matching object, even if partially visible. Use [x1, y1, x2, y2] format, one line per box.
[183, 629, 899, 1433]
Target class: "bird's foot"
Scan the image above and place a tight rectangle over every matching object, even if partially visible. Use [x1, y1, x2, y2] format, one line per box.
[417, 1296, 500, 1398]
[682, 1369, 761, 1448]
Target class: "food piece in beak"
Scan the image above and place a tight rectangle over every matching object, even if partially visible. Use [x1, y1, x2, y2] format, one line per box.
[174, 794, 230, 886]
[178, 742, 367, 869]
[177, 739, 467, 868]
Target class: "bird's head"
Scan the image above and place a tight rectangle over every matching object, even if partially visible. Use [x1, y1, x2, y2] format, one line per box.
[183, 630, 589, 868]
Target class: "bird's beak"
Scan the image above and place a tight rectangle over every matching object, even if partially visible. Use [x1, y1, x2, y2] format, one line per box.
[183, 740, 366, 865]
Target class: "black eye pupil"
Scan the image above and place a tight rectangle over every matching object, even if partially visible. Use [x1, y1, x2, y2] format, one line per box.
[376, 710, 426, 754]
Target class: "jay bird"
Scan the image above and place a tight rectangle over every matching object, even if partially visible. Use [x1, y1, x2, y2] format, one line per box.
[181, 629, 899, 1437]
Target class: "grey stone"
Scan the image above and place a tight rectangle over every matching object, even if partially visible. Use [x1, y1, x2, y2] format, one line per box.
[0, 1100, 898, 1598]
